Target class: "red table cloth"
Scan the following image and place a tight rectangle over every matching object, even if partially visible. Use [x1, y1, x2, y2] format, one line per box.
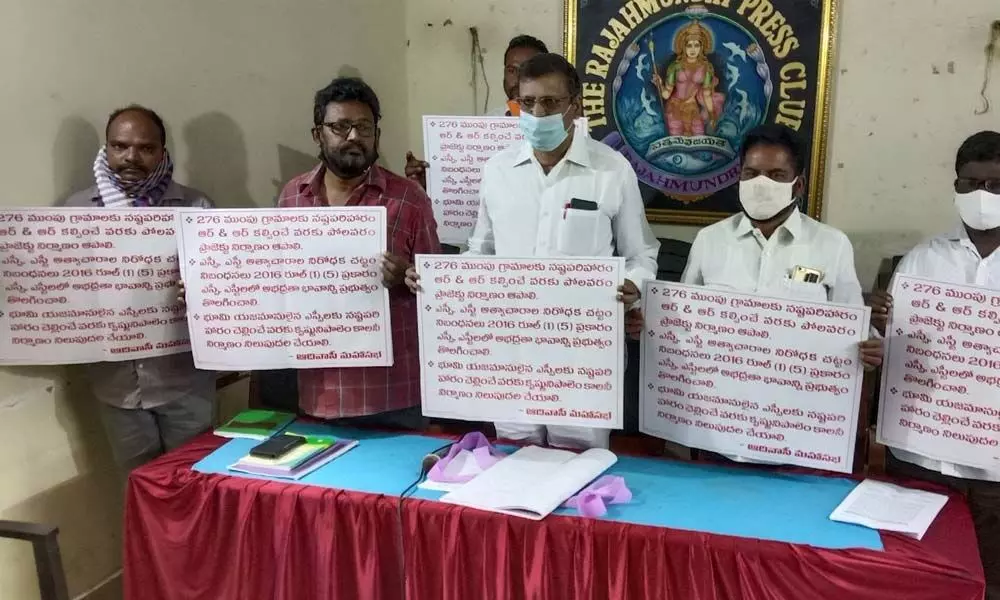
[124, 434, 985, 600]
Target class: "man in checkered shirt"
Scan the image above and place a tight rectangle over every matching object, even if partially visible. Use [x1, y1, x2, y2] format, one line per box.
[277, 77, 440, 427]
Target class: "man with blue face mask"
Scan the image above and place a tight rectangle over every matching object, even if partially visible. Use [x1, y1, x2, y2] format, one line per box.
[678, 123, 882, 462]
[870, 130, 1000, 598]
[463, 52, 660, 450]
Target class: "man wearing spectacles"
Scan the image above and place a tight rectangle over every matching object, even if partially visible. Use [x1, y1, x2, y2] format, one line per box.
[448, 53, 658, 449]
[870, 130, 1000, 598]
[404, 34, 550, 189]
[277, 77, 440, 428]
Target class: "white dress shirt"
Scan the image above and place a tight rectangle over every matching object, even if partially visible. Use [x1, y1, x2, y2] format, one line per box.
[467, 127, 659, 285]
[682, 208, 864, 464]
[682, 208, 864, 306]
[888, 227, 1000, 482]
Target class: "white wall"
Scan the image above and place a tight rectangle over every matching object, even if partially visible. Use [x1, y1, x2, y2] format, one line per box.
[825, 1, 1000, 284]
[404, 0, 1000, 287]
[0, 0, 407, 597]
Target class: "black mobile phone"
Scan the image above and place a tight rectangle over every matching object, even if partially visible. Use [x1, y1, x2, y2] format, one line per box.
[249, 434, 305, 459]
[569, 198, 599, 211]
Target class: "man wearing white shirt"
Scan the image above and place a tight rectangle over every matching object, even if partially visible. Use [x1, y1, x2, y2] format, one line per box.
[685, 124, 869, 308]
[871, 130, 1000, 598]
[680, 123, 883, 462]
[466, 52, 659, 449]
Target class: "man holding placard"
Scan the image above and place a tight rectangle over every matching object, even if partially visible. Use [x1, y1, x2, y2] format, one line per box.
[677, 124, 882, 463]
[446, 53, 659, 449]
[64, 105, 215, 469]
[278, 77, 439, 428]
[682, 124, 882, 367]
[870, 130, 1000, 596]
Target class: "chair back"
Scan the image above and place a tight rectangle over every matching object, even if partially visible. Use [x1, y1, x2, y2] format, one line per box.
[0, 521, 69, 600]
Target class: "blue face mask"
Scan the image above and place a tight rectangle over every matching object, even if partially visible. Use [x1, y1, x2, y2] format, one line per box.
[518, 110, 570, 152]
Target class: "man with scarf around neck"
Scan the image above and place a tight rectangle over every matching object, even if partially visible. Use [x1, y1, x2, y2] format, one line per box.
[277, 78, 439, 427]
[64, 105, 216, 470]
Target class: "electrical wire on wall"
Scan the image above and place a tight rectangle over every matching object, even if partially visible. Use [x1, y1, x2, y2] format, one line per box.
[975, 20, 1000, 115]
[469, 26, 491, 115]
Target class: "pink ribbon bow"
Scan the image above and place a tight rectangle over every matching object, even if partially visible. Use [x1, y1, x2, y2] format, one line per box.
[564, 475, 632, 518]
[427, 432, 505, 483]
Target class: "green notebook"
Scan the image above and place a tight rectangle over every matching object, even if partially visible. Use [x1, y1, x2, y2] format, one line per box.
[214, 410, 295, 440]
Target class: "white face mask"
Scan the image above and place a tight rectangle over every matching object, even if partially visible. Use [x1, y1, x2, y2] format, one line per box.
[955, 189, 1000, 231]
[739, 175, 797, 221]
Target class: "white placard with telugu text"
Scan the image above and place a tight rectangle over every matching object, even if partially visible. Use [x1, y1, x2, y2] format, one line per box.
[877, 274, 1000, 470]
[422, 115, 524, 245]
[640, 281, 869, 473]
[417, 255, 624, 428]
[0, 208, 189, 365]
[177, 207, 392, 371]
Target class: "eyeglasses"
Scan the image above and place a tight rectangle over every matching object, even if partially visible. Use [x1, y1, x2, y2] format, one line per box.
[319, 120, 376, 138]
[955, 178, 1000, 194]
[516, 96, 571, 114]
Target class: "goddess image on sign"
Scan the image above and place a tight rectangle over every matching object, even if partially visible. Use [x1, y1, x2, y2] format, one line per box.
[651, 20, 726, 137]
[605, 5, 772, 201]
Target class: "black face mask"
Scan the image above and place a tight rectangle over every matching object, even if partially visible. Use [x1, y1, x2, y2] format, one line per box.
[320, 141, 378, 179]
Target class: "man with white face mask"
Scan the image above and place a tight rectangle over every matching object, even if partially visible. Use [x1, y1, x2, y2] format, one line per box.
[445, 53, 659, 450]
[870, 130, 1000, 598]
[683, 124, 882, 366]
[678, 124, 882, 462]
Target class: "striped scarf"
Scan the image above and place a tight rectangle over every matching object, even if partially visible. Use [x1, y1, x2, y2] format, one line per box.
[93, 146, 174, 207]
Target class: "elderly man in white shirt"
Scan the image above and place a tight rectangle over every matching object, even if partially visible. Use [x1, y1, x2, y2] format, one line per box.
[870, 130, 1000, 599]
[466, 52, 659, 449]
[680, 123, 883, 462]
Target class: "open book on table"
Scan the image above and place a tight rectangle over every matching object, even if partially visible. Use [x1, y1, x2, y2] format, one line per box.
[439, 445, 617, 520]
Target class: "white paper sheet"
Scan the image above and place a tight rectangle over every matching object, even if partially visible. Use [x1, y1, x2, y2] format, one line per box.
[829, 479, 949, 540]
[421, 116, 589, 246]
[439, 445, 617, 520]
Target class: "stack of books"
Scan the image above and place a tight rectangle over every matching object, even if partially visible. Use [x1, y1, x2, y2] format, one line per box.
[214, 410, 296, 440]
[229, 435, 359, 480]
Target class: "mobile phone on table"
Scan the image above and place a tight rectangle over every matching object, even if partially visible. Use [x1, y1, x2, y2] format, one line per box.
[249, 434, 305, 459]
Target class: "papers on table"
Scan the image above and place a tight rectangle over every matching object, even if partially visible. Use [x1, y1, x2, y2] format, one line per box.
[440, 445, 617, 520]
[418, 479, 462, 493]
[829, 479, 949, 540]
[228, 436, 358, 480]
